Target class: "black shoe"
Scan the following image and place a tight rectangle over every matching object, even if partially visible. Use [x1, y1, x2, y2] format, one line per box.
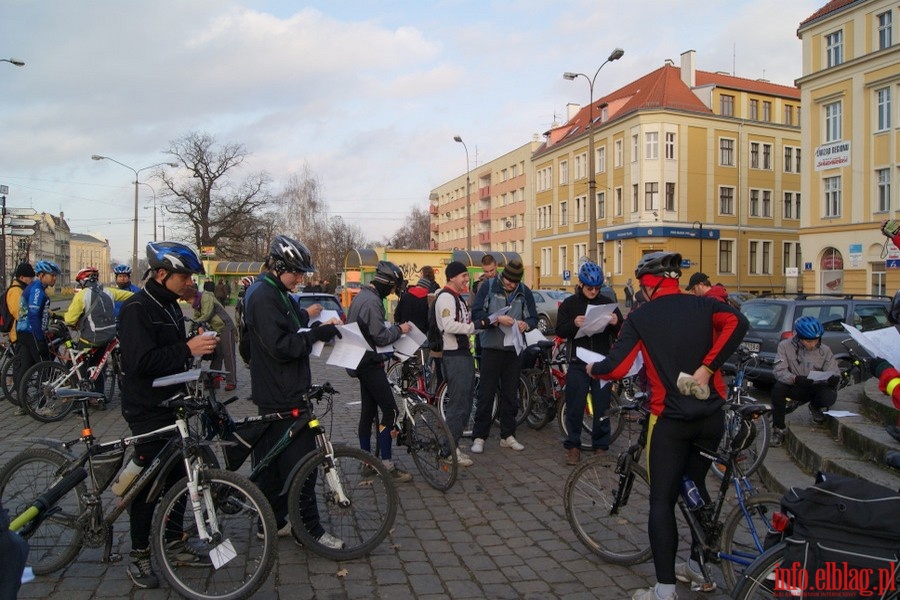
[165, 537, 211, 565]
[770, 427, 785, 448]
[127, 548, 159, 589]
[886, 451, 900, 470]
[885, 425, 900, 443]
[809, 405, 826, 424]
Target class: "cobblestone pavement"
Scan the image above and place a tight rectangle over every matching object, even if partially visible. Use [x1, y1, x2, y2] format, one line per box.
[1, 314, 745, 599]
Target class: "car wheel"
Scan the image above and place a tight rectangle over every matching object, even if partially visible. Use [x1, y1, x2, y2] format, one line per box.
[537, 315, 551, 334]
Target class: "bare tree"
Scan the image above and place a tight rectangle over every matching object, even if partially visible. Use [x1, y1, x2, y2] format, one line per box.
[157, 131, 272, 259]
[385, 205, 430, 249]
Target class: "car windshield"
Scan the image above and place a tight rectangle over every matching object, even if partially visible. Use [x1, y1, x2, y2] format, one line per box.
[296, 296, 341, 312]
[741, 303, 786, 332]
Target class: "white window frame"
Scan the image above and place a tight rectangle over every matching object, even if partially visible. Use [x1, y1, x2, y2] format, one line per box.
[575, 152, 587, 179]
[824, 176, 842, 218]
[596, 146, 606, 173]
[575, 195, 587, 223]
[558, 245, 568, 277]
[559, 200, 568, 226]
[645, 132, 659, 160]
[644, 182, 659, 211]
[541, 247, 553, 276]
[720, 138, 735, 166]
[614, 187, 623, 216]
[879, 10, 893, 50]
[750, 189, 760, 217]
[665, 132, 676, 160]
[632, 184, 639, 213]
[825, 101, 842, 142]
[826, 30, 843, 67]
[750, 142, 760, 169]
[719, 186, 735, 215]
[665, 182, 676, 211]
[597, 191, 606, 219]
[762, 143, 772, 170]
[631, 134, 639, 163]
[877, 168, 891, 212]
[784, 191, 800, 220]
[559, 160, 568, 185]
[614, 140, 623, 168]
[877, 87, 892, 132]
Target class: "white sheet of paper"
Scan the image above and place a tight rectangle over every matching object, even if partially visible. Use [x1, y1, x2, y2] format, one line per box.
[524, 328, 546, 347]
[209, 538, 237, 569]
[152, 369, 202, 387]
[807, 370, 832, 382]
[325, 322, 371, 369]
[392, 323, 427, 359]
[576, 347, 606, 363]
[296, 327, 325, 357]
[842, 324, 900, 369]
[824, 410, 859, 418]
[309, 309, 340, 325]
[575, 304, 616, 339]
[488, 306, 510, 323]
[501, 324, 525, 355]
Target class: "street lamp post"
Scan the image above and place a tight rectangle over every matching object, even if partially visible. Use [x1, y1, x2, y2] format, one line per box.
[91, 155, 177, 270]
[1, 58, 25, 67]
[453, 136, 472, 250]
[692, 221, 704, 273]
[564, 47, 624, 264]
[139, 182, 158, 242]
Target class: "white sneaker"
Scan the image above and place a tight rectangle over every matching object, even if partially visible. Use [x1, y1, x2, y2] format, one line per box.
[315, 531, 344, 550]
[471, 438, 485, 454]
[500, 436, 524, 451]
[455, 448, 473, 467]
[675, 561, 715, 592]
[632, 586, 677, 600]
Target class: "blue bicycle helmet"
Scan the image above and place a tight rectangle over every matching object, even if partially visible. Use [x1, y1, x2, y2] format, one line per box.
[34, 260, 61, 275]
[793, 316, 824, 340]
[578, 261, 604, 287]
[146, 241, 204, 275]
[113, 264, 132, 275]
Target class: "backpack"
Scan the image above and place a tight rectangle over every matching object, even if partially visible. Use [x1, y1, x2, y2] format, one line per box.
[237, 282, 260, 365]
[427, 290, 465, 352]
[79, 284, 117, 346]
[0, 281, 24, 333]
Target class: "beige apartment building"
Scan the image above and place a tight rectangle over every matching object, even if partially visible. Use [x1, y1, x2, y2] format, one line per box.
[70, 232, 112, 283]
[430, 141, 541, 285]
[534, 51, 802, 296]
[797, 0, 900, 295]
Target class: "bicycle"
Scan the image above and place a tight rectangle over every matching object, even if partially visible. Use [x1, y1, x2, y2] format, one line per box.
[201, 376, 398, 560]
[521, 339, 567, 430]
[557, 371, 645, 451]
[436, 368, 532, 439]
[564, 399, 782, 591]
[17, 332, 123, 422]
[391, 381, 458, 491]
[386, 348, 445, 405]
[0, 336, 18, 405]
[1, 385, 277, 600]
[836, 337, 873, 389]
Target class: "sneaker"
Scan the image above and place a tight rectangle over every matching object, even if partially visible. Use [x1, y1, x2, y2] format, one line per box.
[165, 537, 211, 564]
[127, 548, 159, 589]
[446, 448, 473, 467]
[809, 404, 826, 424]
[12, 406, 25, 416]
[471, 438, 485, 454]
[388, 465, 413, 483]
[632, 586, 677, 600]
[675, 561, 716, 592]
[361, 463, 379, 477]
[565, 447, 581, 465]
[500, 435, 524, 451]
[257, 521, 292, 540]
[770, 427, 785, 448]
[315, 531, 345, 550]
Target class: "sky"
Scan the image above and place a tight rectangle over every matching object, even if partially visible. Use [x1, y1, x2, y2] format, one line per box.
[0, 0, 825, 264]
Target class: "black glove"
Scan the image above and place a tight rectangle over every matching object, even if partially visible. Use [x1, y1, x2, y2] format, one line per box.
[311, 323, 341, 343]
[871, 357, 893, 378]
[827, 375, 841, 387]
[794, 375, 811, 387]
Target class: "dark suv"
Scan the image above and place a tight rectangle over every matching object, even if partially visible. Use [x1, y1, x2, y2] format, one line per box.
[726, 294, 892, 383]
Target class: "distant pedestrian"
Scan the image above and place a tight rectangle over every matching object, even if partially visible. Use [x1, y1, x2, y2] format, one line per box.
[215, 280, 228, 305]
[624, 278, 634, 308]
[685, 272, 728, 303]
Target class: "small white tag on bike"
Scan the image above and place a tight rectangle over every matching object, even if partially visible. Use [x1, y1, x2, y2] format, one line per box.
[209, 539, 237, 569]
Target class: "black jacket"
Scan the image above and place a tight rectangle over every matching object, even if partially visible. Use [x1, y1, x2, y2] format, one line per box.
[555, 289, 623, 362]
[394, 286, 429, 334]
[119, 278, 193, 434]
[245, 273, 318, 413]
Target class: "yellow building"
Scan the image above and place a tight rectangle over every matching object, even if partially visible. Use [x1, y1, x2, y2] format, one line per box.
[797, 0, 900, 295]
[534, 51, 802, 297]
[70, 233, 111, 284]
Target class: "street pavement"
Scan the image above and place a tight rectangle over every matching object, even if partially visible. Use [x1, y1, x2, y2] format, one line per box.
[0, 315, 747, 599]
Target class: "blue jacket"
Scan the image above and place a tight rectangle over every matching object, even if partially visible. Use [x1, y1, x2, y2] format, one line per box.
[17, 279, 51, 342]
[472, 277, 537, 351]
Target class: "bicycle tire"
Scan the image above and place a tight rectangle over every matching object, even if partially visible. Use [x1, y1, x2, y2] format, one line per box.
[152, 468, 277, 600]
[720, 492, 783, 591]
[564, 454, 652, 565]
[438, 372, 497, 438]
[0, 447, 85, 574]
[730, 542, 785, 599]
[524, 369, 556, 430]
[19, 360, 79, 422]
[557, 388, 627, 450]
[1, 349, 19, 405]
[711, 405, 770, 480]
[408, 402, 457, 491]
[287, 445, 397, 560]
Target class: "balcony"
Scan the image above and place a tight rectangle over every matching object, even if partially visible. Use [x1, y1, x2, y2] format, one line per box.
[478, 231, 491, 244]
[429, 204, 439, 215]
[430, 223, 439, 233]
[479, 185, 491, 200]
[478, 208, 491, 221]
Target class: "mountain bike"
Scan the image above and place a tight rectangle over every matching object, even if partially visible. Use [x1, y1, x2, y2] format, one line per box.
[201, 376, 398, 560]
[1, 386, 277, 600]
[564, 399, 781, 591]
[391, 381, 457, 491]
[836, 337, 873, 389]
[0, 337, 18, 405]
[436, 369, 531, 438]
[558, 373, 644, 451]
[521, 339, 566, 429]
[386, 348, 445, 405]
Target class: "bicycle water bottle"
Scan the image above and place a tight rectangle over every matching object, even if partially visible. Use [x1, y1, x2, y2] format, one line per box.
[111, 458, 145, 496]
[680, 476, 705, 511]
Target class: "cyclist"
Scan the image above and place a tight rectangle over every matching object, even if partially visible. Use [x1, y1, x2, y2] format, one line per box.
[243, 235, 343, 546]
[348, 260, 413, 482]
[555, 261, 622, 465]
[118, 241, 218, 589]
[15, 260, 62, 411]
[6, 263, 34, 414]
[585, 251, 748, 600]
[770, 316, 840, 447]
[112, 264, 140, 317]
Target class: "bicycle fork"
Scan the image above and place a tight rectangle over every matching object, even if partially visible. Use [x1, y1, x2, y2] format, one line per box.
[315, 425, 351, 508]
[178, 420, 221, 544]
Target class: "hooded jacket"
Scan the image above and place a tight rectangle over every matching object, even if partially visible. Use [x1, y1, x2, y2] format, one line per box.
[394, 285, 430, 334]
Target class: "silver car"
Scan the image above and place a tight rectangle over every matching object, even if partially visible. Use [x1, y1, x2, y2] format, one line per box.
[531, 289, 573, 334]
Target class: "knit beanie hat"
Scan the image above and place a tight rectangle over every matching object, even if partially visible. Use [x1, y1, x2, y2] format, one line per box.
[502, 259, 524, 283]
[15, 263, 35, 278]
[444, 261, 468, 280]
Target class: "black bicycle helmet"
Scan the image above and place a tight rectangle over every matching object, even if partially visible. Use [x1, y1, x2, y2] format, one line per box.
[890, 290, 900, 325]
[373, 260, 404, 287]
[269, 235, 315, 274]
[146, 241, 204, 275]
[635, 251, 682, 279]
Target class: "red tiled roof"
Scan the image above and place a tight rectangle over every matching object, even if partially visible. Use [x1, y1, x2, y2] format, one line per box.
[799, 0, 863, 30]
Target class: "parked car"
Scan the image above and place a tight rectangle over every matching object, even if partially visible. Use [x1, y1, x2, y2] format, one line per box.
[725, 294, 892, 383]
[290, 292, 346, 323]
[531, 289, 573, 334]
[600, 284, 618, 304]
[727, 291, 755, 308]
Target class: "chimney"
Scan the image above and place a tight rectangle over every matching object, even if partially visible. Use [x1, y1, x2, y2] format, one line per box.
[680, 49, 696, 88]
[566, 102, 581, 123]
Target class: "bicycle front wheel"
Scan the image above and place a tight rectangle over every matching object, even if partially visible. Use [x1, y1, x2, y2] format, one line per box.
[720, 492, 783, 591]
[0, 447, 85, 574]
[564, 454, 652, 565]
[287, 446, 397, 560]
[19, 360, 79, 422]
[407, 402, 457, 491]
[524, 369, 556, 430]
[712, 405, 770, 479]
[152, 468, 277, 600]
[1, 349, 19, 405]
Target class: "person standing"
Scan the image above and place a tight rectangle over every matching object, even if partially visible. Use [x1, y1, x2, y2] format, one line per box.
[215, 279, 228, 305]
[348, 261, 413, 483]
[470, 258, 537, 453]
[244, 235, 343, 546]
[192, 281, 238, 390]
[586, 252, 748, 600]
[112, 264, 141, 317]
[685, 272, 728, 303]
[624, 278, 634, 308]
[555, 262, 622, 465]
[5, 263, 33, 414]
[118, 241, 217, 589]
[15, 260, 61, 411]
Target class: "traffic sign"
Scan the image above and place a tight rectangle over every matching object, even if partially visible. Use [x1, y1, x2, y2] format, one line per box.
[562, 269, 571, 281]
[5, 207, 36, 217]
[1, 227, 34, 236]
[2, 218, 35, 227]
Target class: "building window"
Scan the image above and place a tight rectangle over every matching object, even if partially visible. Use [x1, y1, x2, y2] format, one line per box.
[720, 138, 735, 166]
[749, 241, 758, 274]
[877, 168, 891, 212]
[763, 101, 772, 122]
[614, 140, 623, 168]
[762, 143, 772, 170]
[878, 10, 893, 49]
[665, 132, 676, 159]
[762, 241, 772, 274]
[762, 190, 772, 217]
[784, 104, 794, 126]
[596, 146, 606, 173]
[721, 94, 734, 117]
[537, 205, 553, 229]
[645, 132, 659, 160]
[783, 241, 802, 270]
[615, 187, 623, 216]
[558, 245, 568, 277]
[575, 195, 587, 222]
[541, 247, 552, 276]
[559, 201, 568, 226]
[826, 30, 843, 67]
[784, 146, 801, 173]
[597, 191, 606, 219]
[749, 99, 758, 120]
[784, 191, 800, 219]
[719, 240, 734, 274]
[615, 241, 623, 275]
[665, 182, 676, 211]
[719, 187, 735, 215]
[750, 189, 760, 217]
[645, 182, 659, 211]
[574, 243, 586, 266]
[750, 142, 760, 169]
[575, 153, 587, 179]
[632, 184, 639, 213]
[825, 101, 842, 142]
[559, 160, 568, 185]
[537, 166, 553, 191]
[824, 176, 842, 217]
[877, 87, 892, 132]
[631, 134, 639, 162]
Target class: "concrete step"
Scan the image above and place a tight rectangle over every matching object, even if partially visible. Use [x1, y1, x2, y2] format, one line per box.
[860, 377, 900, 427]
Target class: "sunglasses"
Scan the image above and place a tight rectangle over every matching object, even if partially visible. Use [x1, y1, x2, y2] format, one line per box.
[583, 285, 601, 292]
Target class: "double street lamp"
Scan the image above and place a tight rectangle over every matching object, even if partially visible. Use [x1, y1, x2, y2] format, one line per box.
[91, 155, 178, 270]
[563, 47, 624, 264]
[452, 136, 472, 250]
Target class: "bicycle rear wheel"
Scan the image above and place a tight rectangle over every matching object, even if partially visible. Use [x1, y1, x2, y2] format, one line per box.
[19, 360, 79, 422]
[1, 349, 19, 405]
[564, 454, 652, 565]
[730, 542, 785, 599]
[711, 406, 770, 479]
[0, 447, 85, 574]
[287, 446, 397, 560]
[438, 372, 497, 438]
[152, 468, 277, 600]
[524, 369, 556, 430]
[407, 403, 457, 491]
[720, 492, 783, 591]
